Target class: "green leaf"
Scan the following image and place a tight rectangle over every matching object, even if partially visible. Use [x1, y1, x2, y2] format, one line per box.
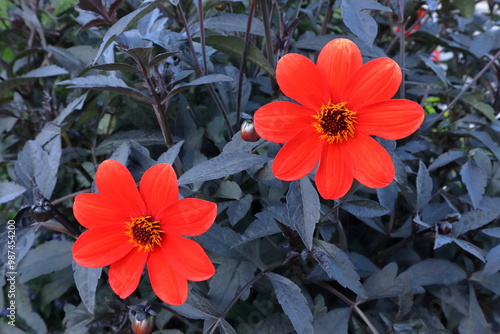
[123, 47, 153, 68]
[169, 289, 217, 320]
[267, 273, 314, 334]
[217, 180, 243, 200]
[58, 75, 152, 104]
[341, 0, 391, 47]
[453, 238, 486, 262]
[453, 209, 500, 236]
[469, 28, 499, 58]
[363, 262, 399, 300]
[460, 94, 497, 123]
[458, 285, 491, 333]
[203, 13, 265, 36]
[41, 266, 75, 305]
[73, 262, 102, 314]
[341, 199, 390, 218]
[0, 65, 69, 96]
[15, 140, 59, 202]
[471, 272, 500, 296]
[95, 130, 165, 155]
[178, 153, 269, 185]
[148, 51, 178, 68]
[313, 307, 351, 334]
[227, 194, 253, 225]
[93, 0, 163, 63]
[6, 226, 40, 271]
[20, 64, 68, 78]
[16, 281, 48, 333]
[377, 182, 398, 212]
[401, 259, 467, 289]
[207, 259, 256, 313]
[157, 140, 184, 165]
[286, 177, 320, 250]
[89, 63, 142, 74]
[483, 227, 500, 239]
[53, 93, 88, 126]
[428, 149, 466, 171]
[415, 161, 432, 211]
[166, 74, 234, 101]
[419, 55, 449, 87]
[21, 1, 46, 48]
[398, 276, 413, 319]
[454, 0, 475, 18]
[62, 303, 93, 333]
[312, 239, 367, 298]
[234, 209, 283, 247]
[0, 322, 27, 334]
[482, 245, 500, 276]
[460, 157, 487, 210]
[222, 131, 263, 154]
[0, 181, 25, 204]
[195, 224, 261, 265]
[18, 240, 73, 283]
[452, 130, 500, 162]
[205, 35, 275, 77]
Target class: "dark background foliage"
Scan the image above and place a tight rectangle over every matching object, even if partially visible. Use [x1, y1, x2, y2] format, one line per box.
[1, 0, 500, 333]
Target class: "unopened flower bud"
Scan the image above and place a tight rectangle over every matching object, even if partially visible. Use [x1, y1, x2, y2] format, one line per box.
[240, 119, 260, 142]
[130, 314, 154, 334]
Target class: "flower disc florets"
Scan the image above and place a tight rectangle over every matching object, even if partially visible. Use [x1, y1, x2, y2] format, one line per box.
[312, 102, 357, 144]
[126, 216, 164, 252]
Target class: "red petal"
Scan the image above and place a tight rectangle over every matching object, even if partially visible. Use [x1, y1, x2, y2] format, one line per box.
[161, 233, 215, 281]
[73, 193, 132, 229]
[148, 249, 188, 305]
[276, 53, 331, 110]
[108, 250, 148, 299]
[95, 160, 146, 216]
[72, 225, 132, 268]
[156, 198, 216, 236]
[356, 99, 424, 140]
[343, 133, 395, 188]
[140, 164, 179, 218]
[315, 144, 353, 199]
[272, 127, 323, 181]
[253, 101, 314, 143]
[342, 58, 402, 109]
[317, 38, 363, 104]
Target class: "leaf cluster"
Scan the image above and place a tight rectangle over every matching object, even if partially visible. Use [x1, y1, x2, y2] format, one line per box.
[1, 0, 499, 333]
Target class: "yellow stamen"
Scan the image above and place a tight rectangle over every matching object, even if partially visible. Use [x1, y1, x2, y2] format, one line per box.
[312, 101, 357, 144]
[125, 216, 164, 252]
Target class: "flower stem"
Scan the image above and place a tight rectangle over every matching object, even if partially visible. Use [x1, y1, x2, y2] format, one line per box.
[177, 3, 234, 137]
[236, 0, 257, 127]
[259, 0, 277, 91]
[398, 0, 406, 99]
[220, 260, 285, 319]
[314, 281, 380, 334]
[51, 189, 91, 206]
[319, 0, 334, 36]
[196, 0, 207, 74]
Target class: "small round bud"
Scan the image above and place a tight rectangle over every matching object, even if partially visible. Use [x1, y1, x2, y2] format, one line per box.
[130, 314, 154, 334]
[240, 119, 260, 142]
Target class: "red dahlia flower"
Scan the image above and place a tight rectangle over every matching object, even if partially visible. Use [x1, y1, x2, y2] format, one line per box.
[72, 160, 216, 305]
[254, 38, 424, 199]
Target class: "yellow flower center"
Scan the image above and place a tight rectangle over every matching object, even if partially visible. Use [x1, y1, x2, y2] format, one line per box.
[125, 216, 164, 252]
[312, 102, 357, 144]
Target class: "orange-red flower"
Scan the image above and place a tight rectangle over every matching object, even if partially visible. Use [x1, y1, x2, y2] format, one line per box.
[254, 38, 424, 199]
[72, 160, 216, 305]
